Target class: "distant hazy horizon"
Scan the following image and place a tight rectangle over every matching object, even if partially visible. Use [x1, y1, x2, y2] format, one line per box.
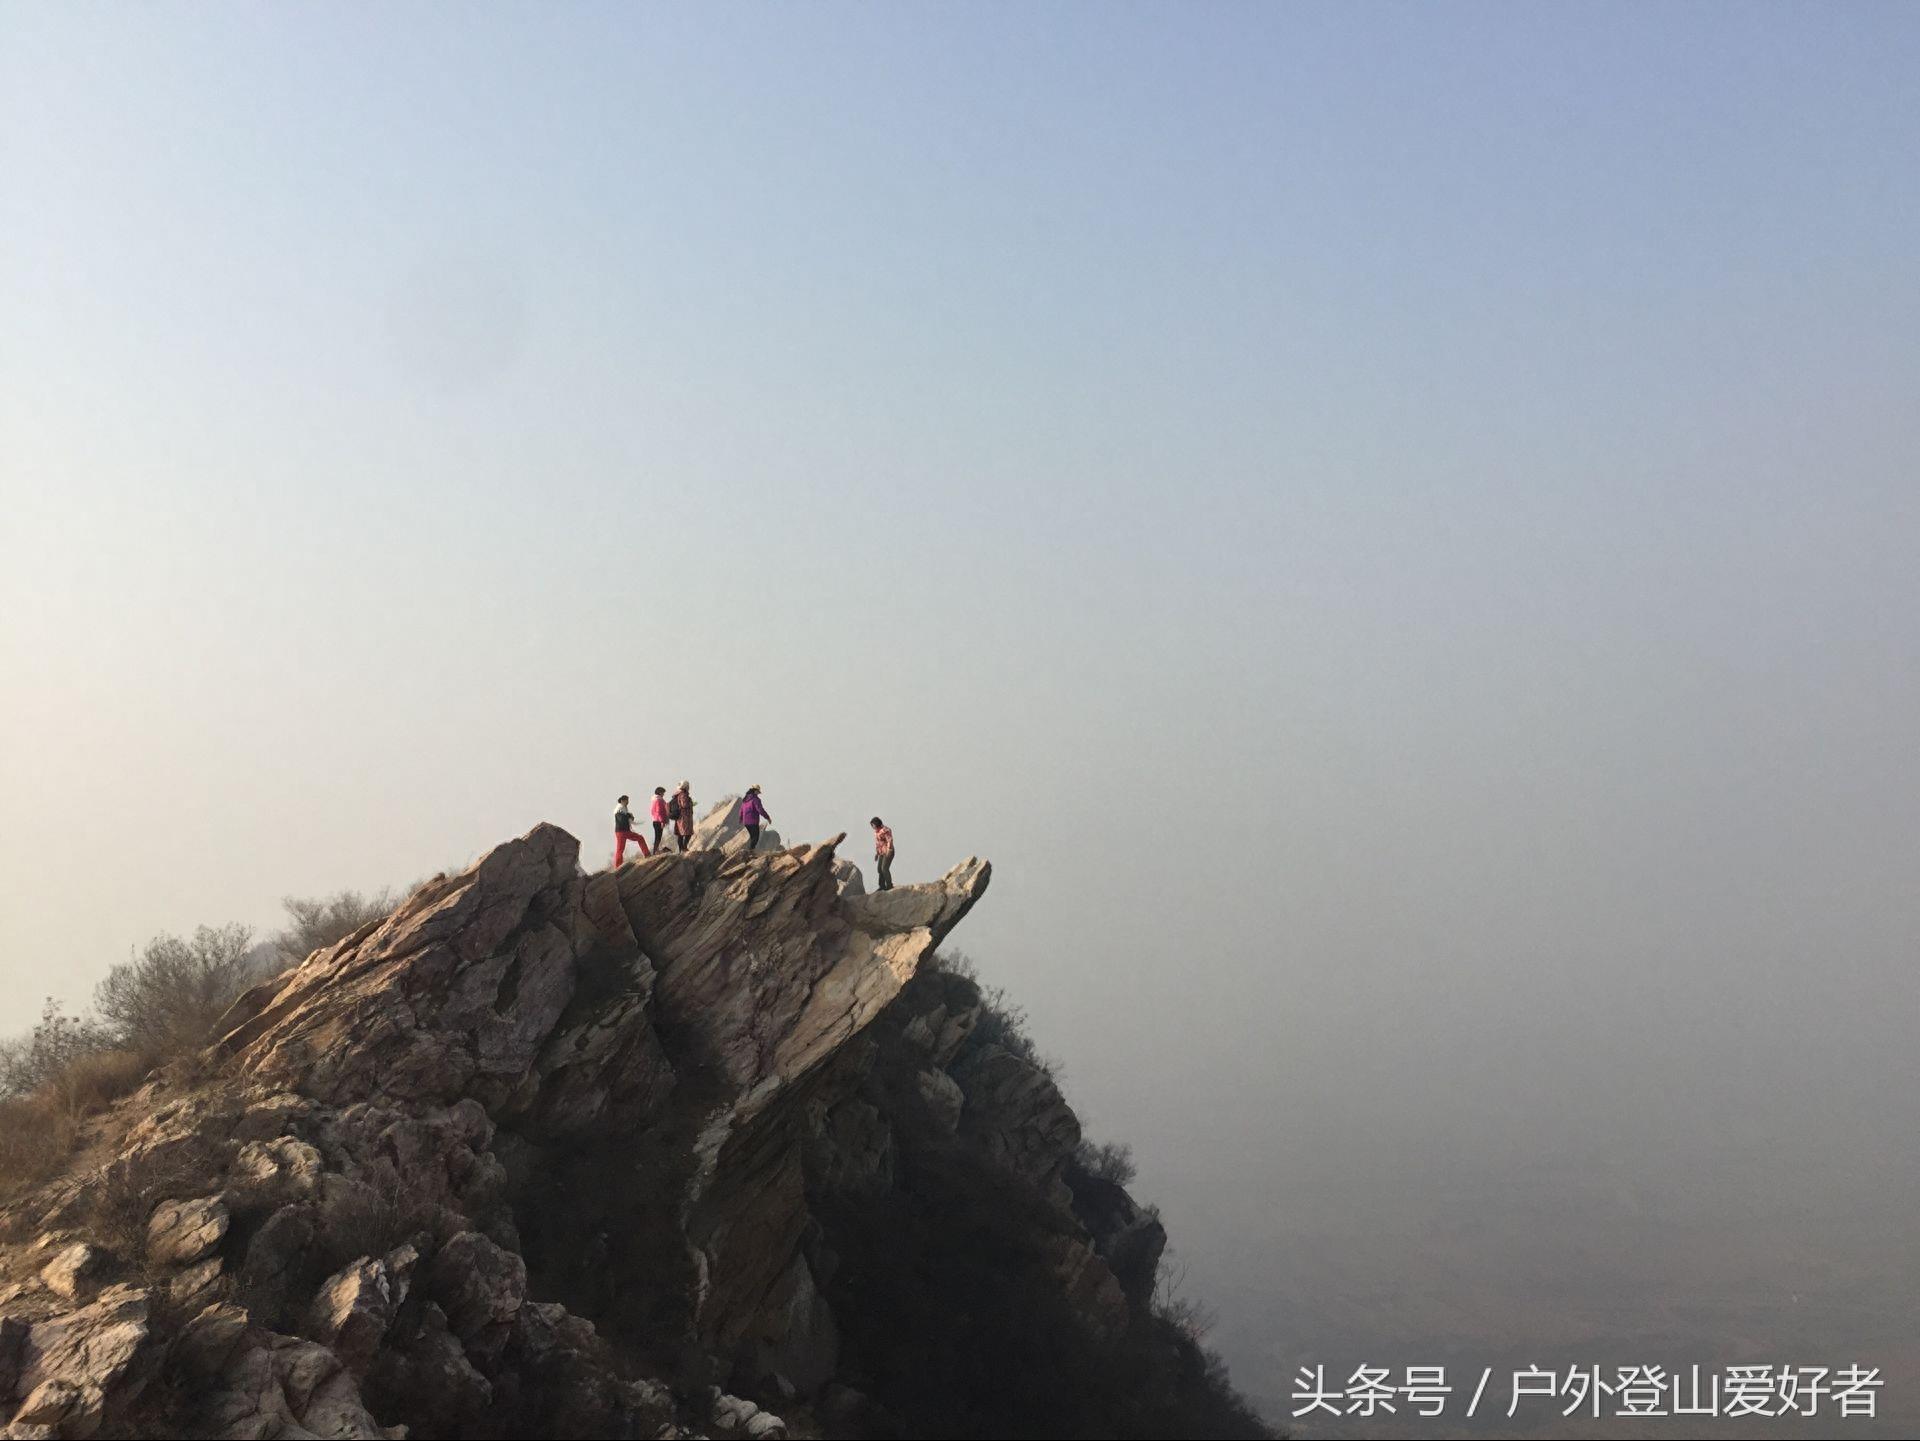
[5, 3, 1916, 1433]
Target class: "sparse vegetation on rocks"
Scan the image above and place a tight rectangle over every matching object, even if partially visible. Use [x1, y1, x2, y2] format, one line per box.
[0, 891, 404, 1204]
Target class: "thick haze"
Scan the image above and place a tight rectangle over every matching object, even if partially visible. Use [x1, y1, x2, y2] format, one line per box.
[4, 4, 1916, 1430]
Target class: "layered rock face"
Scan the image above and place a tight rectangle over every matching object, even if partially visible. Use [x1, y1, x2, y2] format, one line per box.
[0, 824, 1178, 1440]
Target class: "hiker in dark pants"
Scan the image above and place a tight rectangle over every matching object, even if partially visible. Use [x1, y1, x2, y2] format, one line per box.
[614, 795, 650, 866]
[740, 785, 771, 851]
[649, 787, 669, 852]
[871, 817, 895, 891]
[671, 781, 695, 852]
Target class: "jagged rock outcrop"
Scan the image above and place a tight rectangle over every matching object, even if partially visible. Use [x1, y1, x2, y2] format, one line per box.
[0, 823, 1228, 1439]
[683, 797, 866, 896]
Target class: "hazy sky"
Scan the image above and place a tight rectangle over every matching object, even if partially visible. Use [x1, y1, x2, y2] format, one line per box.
[4, 3, 1917, 1418]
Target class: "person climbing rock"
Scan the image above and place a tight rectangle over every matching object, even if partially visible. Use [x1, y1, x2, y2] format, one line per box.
[649, 786, 669, 852]
[671, 781, 695, 852]
[871, 816, 895, 891]
[740, 785, 771, 851]
[614, 795, 650, 865]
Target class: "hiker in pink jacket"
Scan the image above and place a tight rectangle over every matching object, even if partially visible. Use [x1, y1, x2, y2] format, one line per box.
[648, 787, 669, 852]
[739, 785, 771, 852]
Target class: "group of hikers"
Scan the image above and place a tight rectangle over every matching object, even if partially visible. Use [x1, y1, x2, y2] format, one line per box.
[613, 782, 699, 862]
[613, 785, 896, 890]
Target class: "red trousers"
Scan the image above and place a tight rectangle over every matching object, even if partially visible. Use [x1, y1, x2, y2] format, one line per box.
[615, 830, 650, 865]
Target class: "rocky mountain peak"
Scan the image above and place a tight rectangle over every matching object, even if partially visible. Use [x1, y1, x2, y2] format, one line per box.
[0, 825, 1262, 1439]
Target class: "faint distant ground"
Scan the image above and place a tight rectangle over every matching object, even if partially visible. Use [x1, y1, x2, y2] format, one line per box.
[1202, 1145, 1918, 1440]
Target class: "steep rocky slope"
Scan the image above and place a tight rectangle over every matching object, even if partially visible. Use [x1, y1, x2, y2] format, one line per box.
[0, 825, 1266, 1439]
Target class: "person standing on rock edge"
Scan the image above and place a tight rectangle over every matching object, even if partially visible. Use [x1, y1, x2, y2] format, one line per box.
[671, 781, 695, 852]
[739, 785, 771, 851]
[649, 786, 669, 853]
[613, 795, 650, 866]
[871, 816, 895, 891]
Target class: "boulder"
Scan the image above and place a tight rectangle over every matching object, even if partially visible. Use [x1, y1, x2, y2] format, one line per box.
[711, 1391, 787, 1439]
[235, 1205, 314, 1308]
[898, 988, 981, 1069]
[915, 1068, 965, 1134]
[14, 1286, 152, 1417]
[11, 1378, 105, 1438]
[200, 1331, 395, 1440]
[424, 1232, 524, 1356]
[364, 1301, 492, 1425]
[36, 1246, 103, 1303]
[167, 1258, 223, 1312]
[231, 1137, 325, 1198]
[305, 1257, 396, 1374]
[1066, 1171, 1168, 1311]
[145, 1198, 228, 1268]
[171, 1303, 251, 1382]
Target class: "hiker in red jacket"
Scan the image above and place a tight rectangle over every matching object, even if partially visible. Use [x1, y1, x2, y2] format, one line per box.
[649, 787, 669, 852]
[870, 816, 895, 891]
[614, 795, 650, 866]
[739, 786, 771, 851]
[670, 781, 695, 852]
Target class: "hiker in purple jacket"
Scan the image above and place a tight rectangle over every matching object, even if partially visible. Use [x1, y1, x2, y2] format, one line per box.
[739, 785, 771, 851]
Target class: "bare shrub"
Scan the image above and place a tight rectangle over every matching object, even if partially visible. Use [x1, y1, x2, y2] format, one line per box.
[0, 1094, 76, 1203]
[314, 1167, 436, 1270]
[0, 999, 112, 1099]
[0, 1004, 155, 1204]
[52, 1048, 150, 1116]
[94, 924, 257, 1058]
[1072, 1137, 1138, 1188]
[930, 949, 1062, 1080]
[84, 1142, 217, 1271]
[273, 889, 397, 970]
[0, 885, 397, 1215]
[1152, 1247, 1218, 1341]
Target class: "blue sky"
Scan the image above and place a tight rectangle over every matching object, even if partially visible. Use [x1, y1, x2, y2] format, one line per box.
[4, 1, 1918, 1408]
